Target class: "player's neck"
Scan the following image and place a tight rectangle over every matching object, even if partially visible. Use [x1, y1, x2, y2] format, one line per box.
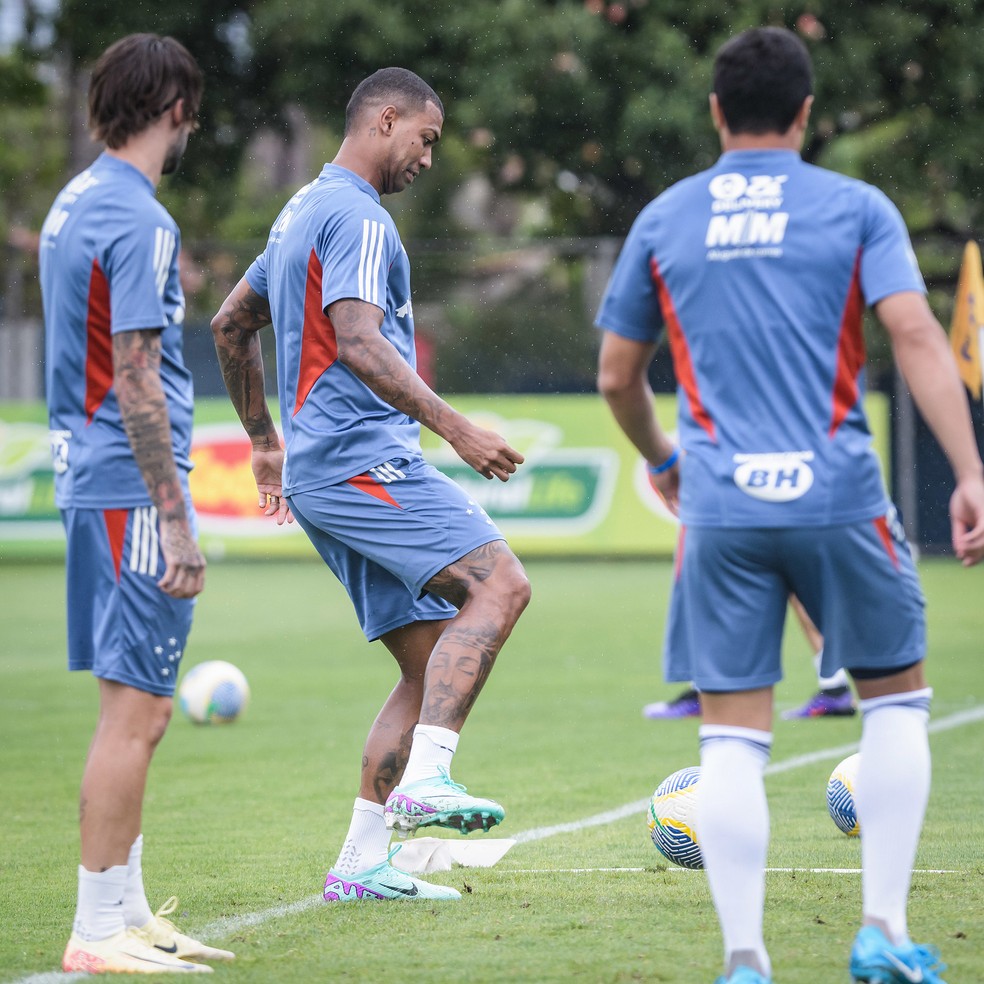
[720, 132, 803, 153]
[104, 146, 163, 187]
[332, 141, 383, 195]
[102, 116, 182, 189]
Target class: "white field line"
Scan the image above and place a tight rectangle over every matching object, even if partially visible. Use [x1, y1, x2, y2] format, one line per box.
[9, 704, 984, 984]
[513, 703, 984, 844]
[501, 867, 960, 875]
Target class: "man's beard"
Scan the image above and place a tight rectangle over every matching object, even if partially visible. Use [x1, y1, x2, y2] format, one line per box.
[162, 132, 189, 175]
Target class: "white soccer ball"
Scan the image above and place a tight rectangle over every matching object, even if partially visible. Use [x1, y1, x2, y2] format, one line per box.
[826, 752, 861, 836]
[648, 766, 703, 869]
[178, 660, 250, 725]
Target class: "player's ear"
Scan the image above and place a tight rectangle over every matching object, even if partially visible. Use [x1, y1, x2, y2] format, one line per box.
[169, 98, 187, 127]
[708, 93, 724, 132]
[797, 95, 814, 129]
[379, 105, 398, 135]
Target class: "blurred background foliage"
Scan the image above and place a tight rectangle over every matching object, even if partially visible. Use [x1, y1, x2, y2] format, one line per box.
[2, 0, 982, 392]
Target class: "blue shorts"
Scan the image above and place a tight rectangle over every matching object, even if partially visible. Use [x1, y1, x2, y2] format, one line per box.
[287, 453, 505, 641]
[61, 501, 197, 697]
[664, 508, 926, 692]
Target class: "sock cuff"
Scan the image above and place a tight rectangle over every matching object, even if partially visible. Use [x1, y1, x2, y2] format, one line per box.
[414, 724, 460, 753]
[353, 797, 385, 816]
[859, 687, 933, 717]
[699, 724, 773, 762]
[79, 863, 128, 883]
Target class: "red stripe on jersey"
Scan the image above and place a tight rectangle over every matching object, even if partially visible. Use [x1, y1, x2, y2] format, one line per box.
[85, 259, 113, 425]
[103, 508, 129, 581]
[674, 525, 687, 581]
[872, 515, 899, 570]
[650, 258, 717, 442]
[346, 472, 403, 508]
[293, 248, 339, 417]
[829, 251, 866, 437]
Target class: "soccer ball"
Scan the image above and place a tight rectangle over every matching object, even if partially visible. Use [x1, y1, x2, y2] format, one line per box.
[826, 753, 861, 836]
[178, 660, 250, 725]
[647, 766, 703, 869]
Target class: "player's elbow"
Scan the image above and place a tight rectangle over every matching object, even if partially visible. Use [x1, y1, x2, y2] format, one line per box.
[597, 363, 636, 403]
[209, 304, 232, 343]
[334, 337, 363, 374]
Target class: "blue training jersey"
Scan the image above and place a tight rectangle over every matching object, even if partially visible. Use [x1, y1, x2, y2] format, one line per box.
[40, 153, 194, 509]
[595, 149, 924, 527]
[246, 163, 422, 495]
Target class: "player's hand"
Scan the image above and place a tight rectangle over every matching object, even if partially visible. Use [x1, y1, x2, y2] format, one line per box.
[648, 465, 681, 517]
[452, 422, 524, 481]
[157, 521, 206, 598]
[646, 447, 682, 517]
[950, 474, 984, 566]
[252, 444, 293, 525]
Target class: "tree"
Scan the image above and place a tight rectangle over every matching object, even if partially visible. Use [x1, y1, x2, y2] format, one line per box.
[54, 0, 273, 230]
[29, 0, 984, 242]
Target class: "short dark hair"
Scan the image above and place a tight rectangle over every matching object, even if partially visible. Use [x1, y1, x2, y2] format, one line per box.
[712, 27, 813, 135]
[88, 33, 203, 149]
[344, 67, 444, 135]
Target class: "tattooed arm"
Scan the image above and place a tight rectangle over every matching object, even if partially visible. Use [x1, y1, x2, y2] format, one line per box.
[329, 297, 524, 481]
[113, 329, 206, 598]
[211, 277, 291, 524]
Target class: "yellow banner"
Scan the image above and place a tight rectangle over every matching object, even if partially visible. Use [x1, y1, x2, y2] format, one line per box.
[950, 241, 984, 399]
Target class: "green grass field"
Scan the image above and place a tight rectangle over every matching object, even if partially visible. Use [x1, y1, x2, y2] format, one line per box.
[1, 557, 982, 983]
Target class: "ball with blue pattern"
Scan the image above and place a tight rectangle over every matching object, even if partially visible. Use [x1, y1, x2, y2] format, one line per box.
[648, 766, 703, 869]
[179, 660, 250, 725]
[826, 752, 861, 837]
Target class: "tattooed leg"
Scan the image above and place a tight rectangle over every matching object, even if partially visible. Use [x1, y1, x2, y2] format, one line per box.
[419, 541, 531, 731]
[360, 619, 450, 803]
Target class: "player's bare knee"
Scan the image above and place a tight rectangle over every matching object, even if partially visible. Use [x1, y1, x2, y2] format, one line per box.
[484, 554, 531, 627]
[145, 696, 173, 748]
[505, 563, 532, 620]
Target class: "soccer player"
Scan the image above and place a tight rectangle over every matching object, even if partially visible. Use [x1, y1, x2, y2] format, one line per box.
[595, 27, 984, 984]
[642, 596, 856, 720]
[40, 34, 233, 973]
[211, 68, 531, 903]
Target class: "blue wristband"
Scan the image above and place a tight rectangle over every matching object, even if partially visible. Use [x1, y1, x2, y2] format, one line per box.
[647, 447, 680, 476]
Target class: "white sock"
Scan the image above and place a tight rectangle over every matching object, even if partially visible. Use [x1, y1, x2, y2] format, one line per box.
[857, 689, 932, 944]
[698, 725, 773, 979]
[123, 834, 155, 928]
[399, 724, 459, 786]
[814, 650, 849, 690]
[332, 798, 390, 876]
[73, 864, 128, 941]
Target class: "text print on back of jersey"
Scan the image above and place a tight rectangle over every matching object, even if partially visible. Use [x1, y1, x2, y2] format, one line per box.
[706, 173, 789, 256]
[41, 170, 101, 245]
[733, 451, 814, 502]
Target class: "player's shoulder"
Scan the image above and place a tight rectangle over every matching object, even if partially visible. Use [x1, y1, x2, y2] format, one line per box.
[797, 158, 889, 201]
[91, 156, 177, 223]
[301, 166, 394, 234]
[626, 170, 712, 237]
[653, 170, 708, 210]
[314, 166, 387, 210]
[54, 170, 176, 263]
[798, 160, 905, 229]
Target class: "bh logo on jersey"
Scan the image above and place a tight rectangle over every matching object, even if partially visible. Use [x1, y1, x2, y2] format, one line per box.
[705, 173, 789, 249]
[733, 451, 814, 502]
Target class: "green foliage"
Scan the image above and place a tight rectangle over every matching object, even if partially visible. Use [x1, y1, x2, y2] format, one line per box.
[247, 0, 984, 236]
[19, 1, 984, 240]
[55, 0, 272, 228]
[7, 0, 983, 381]
[2, 558, 983, 981]
[0, 50, 62, 233]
